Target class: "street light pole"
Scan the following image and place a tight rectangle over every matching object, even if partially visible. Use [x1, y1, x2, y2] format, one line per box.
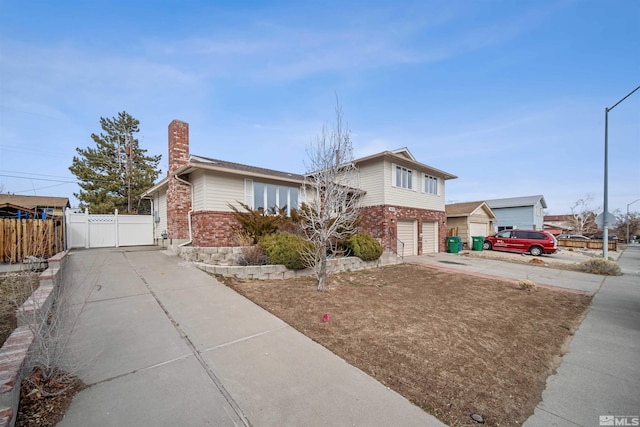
[627, 199, 640, 244]
[602, 84, 640, 259]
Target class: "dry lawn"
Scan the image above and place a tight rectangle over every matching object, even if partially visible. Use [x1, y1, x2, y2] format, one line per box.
[224, 263, 592, 427]
[1, 272, 40, 346]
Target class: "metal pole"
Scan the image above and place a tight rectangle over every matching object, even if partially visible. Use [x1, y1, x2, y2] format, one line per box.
[627, 199, 640, 244]
[602, 85, 640, 259]
[603, 108, 609, 259]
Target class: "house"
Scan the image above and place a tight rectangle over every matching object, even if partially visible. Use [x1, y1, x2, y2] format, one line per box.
[142, 120, 457, 255]
[0, 194, 70, 219]
[543, 214, 574, 236]
[445, 201, 496, 248]
[485, 195, 547, 232]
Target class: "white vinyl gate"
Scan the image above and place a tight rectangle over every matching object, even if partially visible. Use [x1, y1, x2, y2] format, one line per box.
[66, 209, 154, 249]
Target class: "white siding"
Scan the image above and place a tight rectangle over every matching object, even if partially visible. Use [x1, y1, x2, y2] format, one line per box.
[397, 219, 417, 256]
[156, 190, 167, 239]
[422, 221, 438, 254]
[192, 170, 205, 211]
[202, 173, 246, 211]
[357, 162, 385, 206]
[357, 159, 447, 210]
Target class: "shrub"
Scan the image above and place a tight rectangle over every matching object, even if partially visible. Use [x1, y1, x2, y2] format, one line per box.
[228, 202, 282, 244]
[579, 258, 622, 276]
[260, 232, 311, 270]
[348, 233, 383, 261]
[238, 245, 268, 266]
[515, 279, 537, 292]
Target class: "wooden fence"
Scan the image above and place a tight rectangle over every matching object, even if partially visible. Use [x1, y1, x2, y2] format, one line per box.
[557, 238, 617, 251]
[0, 218, 65, 263]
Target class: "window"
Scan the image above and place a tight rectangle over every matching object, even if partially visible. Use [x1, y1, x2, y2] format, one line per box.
[497, 226, 514, 232]
[393, 165, 413, 190]
[424, 175, 438, 195]
[252, 181, 299, 215]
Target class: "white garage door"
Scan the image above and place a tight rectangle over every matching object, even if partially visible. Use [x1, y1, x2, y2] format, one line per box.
[422, 221, 438, 253]
[397, 220, 417, 257]
[469, 222, 488, 238]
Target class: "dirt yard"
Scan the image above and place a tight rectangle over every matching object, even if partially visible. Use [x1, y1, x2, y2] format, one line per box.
[224, 263, 592, 427]
[0, 272, 39, 346]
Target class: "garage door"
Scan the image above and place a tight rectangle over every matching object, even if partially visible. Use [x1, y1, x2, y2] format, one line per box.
[422, 221, 438, 253]
[397, 220, 417, 257]
[469, 222, 488, 238]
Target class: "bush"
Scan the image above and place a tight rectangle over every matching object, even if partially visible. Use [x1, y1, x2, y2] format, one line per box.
[515, 279, 537, 292]
[238, 245, 268, 266]
[579, 258, 622, 276]
[348, 233, 383, 261]
[260, 232, 311, 270]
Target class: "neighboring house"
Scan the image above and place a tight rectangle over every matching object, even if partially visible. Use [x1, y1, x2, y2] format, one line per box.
[142, 120, 457, 255]
[445, 201, 496, 248]
[543, 214, 574, 236]
[485, 195, 547, 232]
[0, 194, 70, 219]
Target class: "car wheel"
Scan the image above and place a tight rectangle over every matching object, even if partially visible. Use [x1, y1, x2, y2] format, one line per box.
[483, 241, 492, 250]
[530, 246, 542, 256]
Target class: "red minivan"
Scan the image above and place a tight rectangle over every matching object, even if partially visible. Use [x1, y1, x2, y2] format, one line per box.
[483, 230, 557, 256]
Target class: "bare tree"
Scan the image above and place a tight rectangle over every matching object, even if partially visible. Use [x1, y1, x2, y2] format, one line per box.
[569, 195, 599, 236]
[299, 99, 361, 292]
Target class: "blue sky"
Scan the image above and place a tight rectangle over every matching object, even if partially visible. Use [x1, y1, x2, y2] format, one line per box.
[1, 0, 638, 216]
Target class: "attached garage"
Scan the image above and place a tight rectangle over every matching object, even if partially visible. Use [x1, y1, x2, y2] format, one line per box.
[422, 221, 438, 253]
[397, 219, 417, 257]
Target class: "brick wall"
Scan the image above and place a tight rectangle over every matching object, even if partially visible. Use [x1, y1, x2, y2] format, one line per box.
[359, 205, 447, 254]
[166, 120, 191, 240]
[192, 211, 243, 247]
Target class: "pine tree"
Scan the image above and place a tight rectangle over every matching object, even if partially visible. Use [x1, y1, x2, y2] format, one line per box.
[69, 111, 161, 214]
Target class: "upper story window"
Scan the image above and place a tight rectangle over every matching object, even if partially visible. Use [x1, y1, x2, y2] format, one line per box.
[393, 165, 413, 190]
[251, 181, 299, 215]
[424, 175, 438, 195]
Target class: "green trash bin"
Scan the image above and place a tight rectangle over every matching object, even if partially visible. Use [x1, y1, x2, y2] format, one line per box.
[446, 236, 461, 253]
[472, 236, 484, 251]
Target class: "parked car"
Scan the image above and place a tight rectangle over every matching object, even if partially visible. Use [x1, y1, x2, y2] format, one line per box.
[588, 234, 618, 241]
[557, 234, 590, 240]
[483, 230, 557, 256]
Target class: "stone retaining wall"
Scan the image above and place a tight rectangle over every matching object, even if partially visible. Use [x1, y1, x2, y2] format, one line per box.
[0, 250, 68, 427]
[182, 246, 399, 279]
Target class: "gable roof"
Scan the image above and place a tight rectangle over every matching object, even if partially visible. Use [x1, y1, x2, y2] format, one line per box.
[189, 155, 305, 182]
[0, 194, 70, 210]
[142, 154, 305, 197]
[446, 201, 496, 218]
[353, 148, 457, 180]
[485, 195, 547, 209]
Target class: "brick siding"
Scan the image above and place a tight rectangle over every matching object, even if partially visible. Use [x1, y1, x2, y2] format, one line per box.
[192, 211, 243, 247]
[166, 120, 191, 240]
[359, 205, 447, 254]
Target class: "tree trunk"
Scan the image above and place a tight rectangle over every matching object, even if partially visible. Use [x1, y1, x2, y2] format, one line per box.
[317, 256, 328, 292]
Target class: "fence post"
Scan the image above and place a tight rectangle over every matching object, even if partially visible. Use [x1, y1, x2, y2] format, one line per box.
[114, 209, 119, 248]
[84, 208, 90, 249]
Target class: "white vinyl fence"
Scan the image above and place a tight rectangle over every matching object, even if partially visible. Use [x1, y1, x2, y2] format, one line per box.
[66, 209, 154, 249]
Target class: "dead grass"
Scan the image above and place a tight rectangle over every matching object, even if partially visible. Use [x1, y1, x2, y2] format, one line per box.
[1, 272, 40, 346]
[223, 264, 592, 427]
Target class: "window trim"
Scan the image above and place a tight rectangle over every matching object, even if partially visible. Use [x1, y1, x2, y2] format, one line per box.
[423, 173, 439, 195]
[392, 163, 415, 191]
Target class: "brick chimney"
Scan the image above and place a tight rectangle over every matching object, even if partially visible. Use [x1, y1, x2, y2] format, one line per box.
[166, 120, 191, 241]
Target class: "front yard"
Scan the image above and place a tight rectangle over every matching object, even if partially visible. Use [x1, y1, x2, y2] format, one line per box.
[223, 263, 591, 427]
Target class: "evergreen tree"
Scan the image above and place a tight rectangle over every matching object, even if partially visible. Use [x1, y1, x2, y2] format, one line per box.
[69, 111, 161, 214]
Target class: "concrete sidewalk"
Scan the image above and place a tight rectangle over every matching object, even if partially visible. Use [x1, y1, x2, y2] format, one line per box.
[409, 247, 640, 427]
[57, 247, 446, 427]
